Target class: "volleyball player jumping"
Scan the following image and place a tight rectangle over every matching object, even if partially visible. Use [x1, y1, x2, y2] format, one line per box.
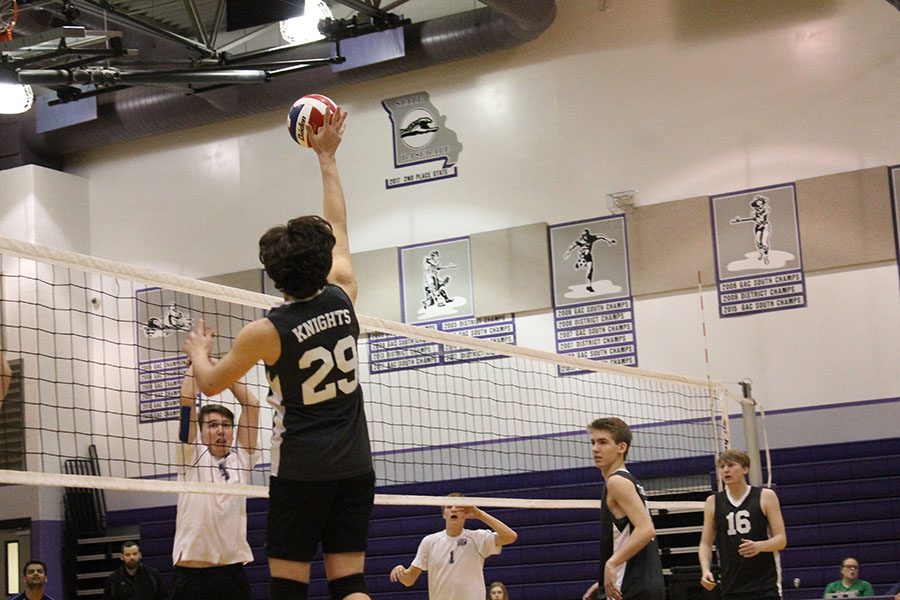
[183, 108, 375, 600]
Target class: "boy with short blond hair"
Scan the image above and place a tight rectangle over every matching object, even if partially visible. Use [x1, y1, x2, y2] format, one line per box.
[699, 449, 787, 600]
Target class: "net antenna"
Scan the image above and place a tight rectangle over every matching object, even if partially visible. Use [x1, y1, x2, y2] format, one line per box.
[0, 236, 739, 511]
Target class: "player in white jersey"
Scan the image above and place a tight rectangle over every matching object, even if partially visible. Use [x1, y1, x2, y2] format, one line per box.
[390, 493, 518, 600]
[171, 365, 260, 600]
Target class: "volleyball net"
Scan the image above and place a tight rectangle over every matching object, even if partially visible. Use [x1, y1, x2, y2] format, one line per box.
[0, 236, 740, 510]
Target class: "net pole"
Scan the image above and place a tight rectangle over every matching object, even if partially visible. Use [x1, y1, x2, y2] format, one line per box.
[739, 380, 763, 487]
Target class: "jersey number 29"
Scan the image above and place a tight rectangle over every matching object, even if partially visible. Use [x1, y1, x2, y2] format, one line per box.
[299, 335, 359, 404]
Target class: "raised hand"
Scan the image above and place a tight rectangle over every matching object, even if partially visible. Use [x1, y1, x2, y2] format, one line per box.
[308, 107, 348, 157]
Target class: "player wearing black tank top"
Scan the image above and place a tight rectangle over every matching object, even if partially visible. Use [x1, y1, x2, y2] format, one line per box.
[582, 418, 664, 600]
[183, 108, 374, 600]
[699, 449, 787, 600]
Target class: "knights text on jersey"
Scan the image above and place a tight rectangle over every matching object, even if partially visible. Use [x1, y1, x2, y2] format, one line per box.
[713, 487, 780, 597]
[265, 284, 373, 481]
[599, 469, 665, 600]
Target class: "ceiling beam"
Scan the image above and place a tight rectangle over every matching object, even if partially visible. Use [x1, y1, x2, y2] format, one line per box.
[71, 0, 218, 57]
[331, 0, 394, 20]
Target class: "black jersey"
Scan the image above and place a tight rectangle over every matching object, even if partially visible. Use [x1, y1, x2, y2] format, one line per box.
[714, 486, 780, 598]
[599, 470, 665, 600]
[264, 284, 373, 481]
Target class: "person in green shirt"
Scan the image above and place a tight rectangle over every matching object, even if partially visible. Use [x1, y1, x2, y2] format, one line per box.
[823, 557, 875, 597]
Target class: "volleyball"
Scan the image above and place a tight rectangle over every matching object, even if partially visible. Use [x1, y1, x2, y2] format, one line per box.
[286, 94, 337, 147]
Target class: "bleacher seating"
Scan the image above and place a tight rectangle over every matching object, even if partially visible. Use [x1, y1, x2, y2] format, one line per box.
[100, 437, 899, 599]
[768, 438, 900, 599]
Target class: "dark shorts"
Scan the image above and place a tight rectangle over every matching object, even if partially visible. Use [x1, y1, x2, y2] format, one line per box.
[722, 591, 780, 600]
[266, 470, 376, 562]
[172, 563, 250, 600]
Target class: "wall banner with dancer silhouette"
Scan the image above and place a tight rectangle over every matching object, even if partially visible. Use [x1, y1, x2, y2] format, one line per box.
[548, 215, 637, 374]
[710, 183, 806, 318]
[369, 237, 515, 374]
[890, 165, 900, 293]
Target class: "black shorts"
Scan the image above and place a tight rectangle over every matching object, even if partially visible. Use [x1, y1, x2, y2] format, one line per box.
[266, 470, 375, 562]
[172, 564, 250, 600]
[722, 591, 780, 600]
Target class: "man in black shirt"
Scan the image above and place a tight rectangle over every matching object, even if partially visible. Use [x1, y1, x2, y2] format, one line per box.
[183, 108, 373, 600]
[103, 541, 167, 600]
[699, 449, 787, 600]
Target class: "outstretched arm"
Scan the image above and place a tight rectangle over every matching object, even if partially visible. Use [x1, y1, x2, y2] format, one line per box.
[467, 507, 518, 547]
[182, 317, 279, 396]
[308, 108, 356, 303]
[231, 378, 259, 455]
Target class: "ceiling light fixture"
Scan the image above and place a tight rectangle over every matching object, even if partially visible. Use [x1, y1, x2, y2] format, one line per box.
[0, 82, 33, 114]
[279, 0, 332, 45]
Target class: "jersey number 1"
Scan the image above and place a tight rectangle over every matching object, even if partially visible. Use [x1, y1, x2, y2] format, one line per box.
[299, 335, 359, 404]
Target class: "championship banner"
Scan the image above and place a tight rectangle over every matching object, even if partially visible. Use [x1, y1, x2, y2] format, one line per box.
[367, 237, 516, 374]
[367, 314, 516, 374]
[710, 183, 806, 318]
[135, 288, 262, 422]
[549, 215, 637, 375]
[135, 288, 194, 422]
[382, 91, 462, 189]
[890, 165, 900, 292]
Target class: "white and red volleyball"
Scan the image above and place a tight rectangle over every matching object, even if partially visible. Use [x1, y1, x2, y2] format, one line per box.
[286, 94, 337, 147]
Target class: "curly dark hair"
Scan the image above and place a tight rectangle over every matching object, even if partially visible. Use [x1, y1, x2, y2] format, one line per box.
[259, 215, 335, 299]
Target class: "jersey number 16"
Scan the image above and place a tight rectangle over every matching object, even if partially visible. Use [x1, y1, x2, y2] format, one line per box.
[725, 510, 752, 535]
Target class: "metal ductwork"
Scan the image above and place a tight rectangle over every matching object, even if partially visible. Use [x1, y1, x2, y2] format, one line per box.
[18, 0, 555, 162]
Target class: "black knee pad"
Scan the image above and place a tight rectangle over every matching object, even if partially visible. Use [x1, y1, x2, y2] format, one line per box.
[270, 577, 309, 600]
[328, 573, 367, 600]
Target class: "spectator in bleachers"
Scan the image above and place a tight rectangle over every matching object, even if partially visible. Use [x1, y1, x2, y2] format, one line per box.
[823, 557, 875, 597]
[488, 581, 509, 600]
[698, 449, 787, 600]
[103, 540, 167, 600]
[9, 560, 56, 600]
[389, 493, 517, 600]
